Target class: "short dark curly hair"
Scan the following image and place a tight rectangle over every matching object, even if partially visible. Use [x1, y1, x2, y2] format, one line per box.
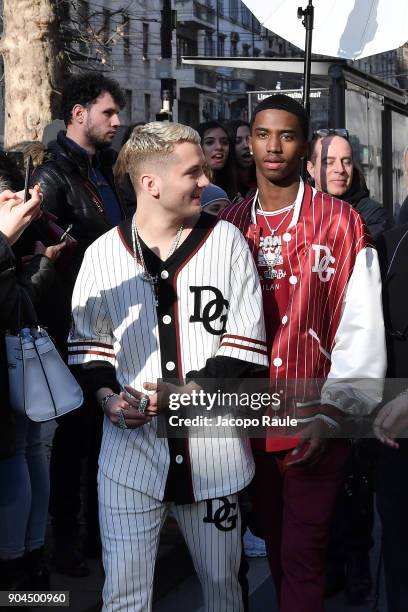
[61, 73, 126, 124]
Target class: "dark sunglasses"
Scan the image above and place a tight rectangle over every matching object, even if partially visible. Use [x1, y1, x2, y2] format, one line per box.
[313, 128, 349, 140]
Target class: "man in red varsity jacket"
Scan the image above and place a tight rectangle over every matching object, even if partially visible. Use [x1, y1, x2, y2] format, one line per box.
[220, 94, 386, 612]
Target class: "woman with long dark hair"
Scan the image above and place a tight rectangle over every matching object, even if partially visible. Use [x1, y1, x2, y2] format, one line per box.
[227, 120, 257, 199]
[197, 121, 238, 201]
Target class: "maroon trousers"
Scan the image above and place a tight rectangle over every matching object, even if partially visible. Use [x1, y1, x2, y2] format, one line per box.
[251, 441, 350, 612]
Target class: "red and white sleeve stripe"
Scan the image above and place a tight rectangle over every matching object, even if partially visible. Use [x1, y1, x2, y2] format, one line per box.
[220, 334, 268, 356]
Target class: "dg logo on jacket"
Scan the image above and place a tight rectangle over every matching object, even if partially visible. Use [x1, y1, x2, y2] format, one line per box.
[189, 286, 229, 335]
[311, 244, 336, 282]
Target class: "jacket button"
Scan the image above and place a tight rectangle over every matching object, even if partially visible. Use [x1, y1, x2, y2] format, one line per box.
[282, 315, 288, 324]
[283, 232, 292, 242]
[162, 315, 171, 325]
[289, 275, 297, 285]
[175, 455, 183, 464]
[166, 361, 175, 371]
[161, 270, 169, 279]
[273, 357, 282, 367]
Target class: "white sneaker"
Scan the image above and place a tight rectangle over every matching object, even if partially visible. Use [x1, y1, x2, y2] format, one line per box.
[243, 528, 267, 558]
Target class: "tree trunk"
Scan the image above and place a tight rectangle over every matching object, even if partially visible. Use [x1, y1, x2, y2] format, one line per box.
[0, 0, 63, 147]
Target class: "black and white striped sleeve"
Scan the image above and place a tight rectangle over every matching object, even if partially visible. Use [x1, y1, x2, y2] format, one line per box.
[217, 229, 268, 366]
[68, 246, 115, 368]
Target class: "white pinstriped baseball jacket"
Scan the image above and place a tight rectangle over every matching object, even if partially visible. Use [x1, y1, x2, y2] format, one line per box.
[221, 180, 387, 450]
[68, 213, 268, 502]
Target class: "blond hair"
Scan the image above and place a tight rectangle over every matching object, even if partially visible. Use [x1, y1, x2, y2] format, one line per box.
[115, 122, 201, 183]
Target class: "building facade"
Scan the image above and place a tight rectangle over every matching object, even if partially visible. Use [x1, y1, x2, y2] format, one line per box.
[0, 1, 406, 140]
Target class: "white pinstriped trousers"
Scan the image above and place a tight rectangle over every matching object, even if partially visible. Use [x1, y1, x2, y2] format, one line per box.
[98, 472, 244, 612]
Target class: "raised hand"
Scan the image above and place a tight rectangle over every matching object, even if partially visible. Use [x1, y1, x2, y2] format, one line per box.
[0, 185, 43, 245]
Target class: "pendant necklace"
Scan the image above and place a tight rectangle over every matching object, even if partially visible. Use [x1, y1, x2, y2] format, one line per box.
[131, 215, 184, 307]
[257, 195, 294, 276]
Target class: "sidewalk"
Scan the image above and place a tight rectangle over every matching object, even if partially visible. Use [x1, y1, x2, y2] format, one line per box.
[39, 423, 196, 612]
[38, 518, 194, 612]
[40, 539, 386, 612]
[39, 424, 387, 612]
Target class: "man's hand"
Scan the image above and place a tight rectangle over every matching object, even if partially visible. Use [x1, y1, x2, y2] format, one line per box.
[0, 186, 43, 245]
[34, 240, 67, 262]
[140, 380, 202, 413]
[99, 380, 203, 429]
[285, 417, 337, 467]
[374, 393, 408, 449]
[101, 386, 158, 429]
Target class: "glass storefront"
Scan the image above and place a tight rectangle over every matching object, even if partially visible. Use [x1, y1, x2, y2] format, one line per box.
[243, 63, 408, 214]
[345, 84, 383, 203]
[248, 87, 330, 137]
[391, 111, 408, 219]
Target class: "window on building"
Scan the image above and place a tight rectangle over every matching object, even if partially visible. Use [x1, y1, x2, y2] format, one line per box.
[229, 0, 238, 22]
[122, 13, 130, 56]
[241, 5, 250, 28]
[122, 89, 132, 124]
[145, 93, 151, 122]
[230, 32, 239, 56]
[78, 1, 89, 54]
[177, 36, 198, 64]
[218, 34, 225, 56]
[102, 8, 111, 46]
[143, 23, 149, 59]
[204, 32, 214, 56]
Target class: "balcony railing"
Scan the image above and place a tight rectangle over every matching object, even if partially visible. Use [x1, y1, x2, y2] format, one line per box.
[176, 0, 215, 27]
[176, 65, 217, 91]
[193, 1, 215, 25]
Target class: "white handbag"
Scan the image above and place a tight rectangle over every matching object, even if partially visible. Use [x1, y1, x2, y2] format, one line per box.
[6, 326, 83, 422]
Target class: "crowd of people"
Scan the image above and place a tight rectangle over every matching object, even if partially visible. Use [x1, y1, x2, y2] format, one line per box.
[0, 72, 407, 612]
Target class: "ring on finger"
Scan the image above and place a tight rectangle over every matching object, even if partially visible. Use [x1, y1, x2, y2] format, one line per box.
[138, 395, 149, 415]
[116, 407, 128, 430]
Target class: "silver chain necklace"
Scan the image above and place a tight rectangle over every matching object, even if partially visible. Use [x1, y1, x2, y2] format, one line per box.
[257, 195, 294, 276]
[131, 215, 184, 307]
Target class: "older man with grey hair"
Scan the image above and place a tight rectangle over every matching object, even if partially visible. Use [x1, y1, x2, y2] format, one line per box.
[307, 129, 389, 240]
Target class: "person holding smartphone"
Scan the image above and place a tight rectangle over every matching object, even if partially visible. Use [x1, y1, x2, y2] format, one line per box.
[0, 184, 64, 592]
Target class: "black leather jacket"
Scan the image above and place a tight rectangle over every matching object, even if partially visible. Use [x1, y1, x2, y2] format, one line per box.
[32, 131, 128, 265]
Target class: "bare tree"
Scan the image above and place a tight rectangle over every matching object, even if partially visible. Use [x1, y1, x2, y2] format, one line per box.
[0, 0, 140, 146]
[58, 0, 134, 71]
[0, 0, 63, 146]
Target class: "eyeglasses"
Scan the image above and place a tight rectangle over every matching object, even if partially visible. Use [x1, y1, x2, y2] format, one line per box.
[313, 128, 349, 140]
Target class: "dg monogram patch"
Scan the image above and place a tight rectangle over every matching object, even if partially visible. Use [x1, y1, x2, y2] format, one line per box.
[203, 497, 238, 532]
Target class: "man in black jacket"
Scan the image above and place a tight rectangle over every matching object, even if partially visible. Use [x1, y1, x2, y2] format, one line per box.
[307, 131, 390, 241]
[33, 73, 127, 297]
[32, 72, 127, 577]
[374, 224, 408, 612]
